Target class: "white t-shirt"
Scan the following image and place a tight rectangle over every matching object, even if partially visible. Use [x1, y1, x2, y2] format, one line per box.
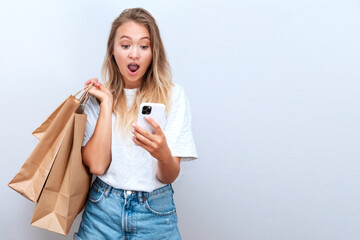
[82, 83, 197, 192]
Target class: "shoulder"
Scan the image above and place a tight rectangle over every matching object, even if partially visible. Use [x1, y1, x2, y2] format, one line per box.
[172, 82, 184, 93]
[167, 82, 192, 115]
[171, 82, 186, 102]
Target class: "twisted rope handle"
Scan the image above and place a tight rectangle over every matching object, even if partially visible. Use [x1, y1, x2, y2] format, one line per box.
[75, 84, 93, 114]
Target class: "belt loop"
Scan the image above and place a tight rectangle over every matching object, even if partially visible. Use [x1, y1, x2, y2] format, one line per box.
[138, 191, 143, 204]
[104, 185, 112, 198]
[124, 190, 129, 199]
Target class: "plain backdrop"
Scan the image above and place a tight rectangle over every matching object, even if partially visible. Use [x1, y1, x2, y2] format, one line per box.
[1, 0, 360, 239]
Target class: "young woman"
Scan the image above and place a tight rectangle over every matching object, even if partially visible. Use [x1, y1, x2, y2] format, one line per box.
[74, 8, 197, 240]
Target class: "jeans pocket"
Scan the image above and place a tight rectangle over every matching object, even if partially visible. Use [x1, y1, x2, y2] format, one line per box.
[144, 191, 177, 216]
[88, 184, 105, 203]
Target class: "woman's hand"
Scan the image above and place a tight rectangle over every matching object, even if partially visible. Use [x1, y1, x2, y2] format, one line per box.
[132, 115, 180, 184]
[131, 117, 173, 164]
[85, 78, 113, 105]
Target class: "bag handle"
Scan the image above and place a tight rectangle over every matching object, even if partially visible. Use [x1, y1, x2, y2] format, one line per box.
[74, 85, 93, 114]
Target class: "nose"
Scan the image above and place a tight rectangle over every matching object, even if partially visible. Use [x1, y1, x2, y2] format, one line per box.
[129, 46, 140, 60]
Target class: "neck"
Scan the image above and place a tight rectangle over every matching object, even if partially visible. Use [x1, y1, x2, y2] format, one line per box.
[124, 79, 141, 89]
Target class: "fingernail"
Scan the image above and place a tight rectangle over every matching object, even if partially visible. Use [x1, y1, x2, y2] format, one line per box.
[132, 129, 135, 133]
[132, 123, 136, 127]
[145, 116, 149, 120]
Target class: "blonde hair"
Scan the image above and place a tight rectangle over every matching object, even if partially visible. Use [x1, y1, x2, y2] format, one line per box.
[102, 8, 173, 136]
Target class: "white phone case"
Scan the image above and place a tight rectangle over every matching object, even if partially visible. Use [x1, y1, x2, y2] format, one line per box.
[137, 103, 166, 134]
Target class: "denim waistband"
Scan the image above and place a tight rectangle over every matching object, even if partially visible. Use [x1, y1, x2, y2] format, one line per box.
[92, 177, 174, 200]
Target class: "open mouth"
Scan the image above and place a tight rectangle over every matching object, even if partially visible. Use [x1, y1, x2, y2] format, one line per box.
[128, 63, 139, 73]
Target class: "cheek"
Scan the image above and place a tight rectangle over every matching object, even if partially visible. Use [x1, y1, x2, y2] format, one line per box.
[143, 52, 153, 68]
[113, 48, 126, 62]
[113, 54, 127, 69]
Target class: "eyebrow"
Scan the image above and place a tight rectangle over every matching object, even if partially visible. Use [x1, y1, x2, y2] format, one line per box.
[120, 35, 150, 40]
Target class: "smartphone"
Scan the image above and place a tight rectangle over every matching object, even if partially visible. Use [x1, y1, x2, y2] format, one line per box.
[136, 103, 166, 134]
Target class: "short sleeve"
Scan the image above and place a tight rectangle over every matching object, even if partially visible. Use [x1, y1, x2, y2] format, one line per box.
[82, 95, 100, 147]
[164, 84, 198, 161]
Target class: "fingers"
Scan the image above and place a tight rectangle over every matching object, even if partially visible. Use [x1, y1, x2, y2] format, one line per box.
[132, 128, 154, 148]
[132, 123, 154, 141]
[144, 117, 162, 134]
[131, 117, 163, 146]
[132, 122, 153, 149]
[132, 134, 152, 152]
[132, 122, 159, 150]
[132, 119, 170, 162]
[85, 78, 102, 89]
[85, 78, 97, 86]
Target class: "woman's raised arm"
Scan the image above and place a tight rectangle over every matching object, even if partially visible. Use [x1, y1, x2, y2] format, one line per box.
[81, 78, 113, 175]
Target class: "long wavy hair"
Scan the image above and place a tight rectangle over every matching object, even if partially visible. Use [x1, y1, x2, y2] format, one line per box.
[102, 8, 173, 136]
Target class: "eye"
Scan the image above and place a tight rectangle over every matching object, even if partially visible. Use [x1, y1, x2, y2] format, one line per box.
[121, 45, 130, 49]
[140, 45, 149, 50]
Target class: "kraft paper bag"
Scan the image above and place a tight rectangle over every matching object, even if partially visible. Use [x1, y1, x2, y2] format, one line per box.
[31, 113, 91, 235]
[32, 86, 91, 140]
[8, 85, 92, 202]
[32, 98, 67, 140]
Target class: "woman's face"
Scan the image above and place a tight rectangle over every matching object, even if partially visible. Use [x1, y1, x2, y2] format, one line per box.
[113, 21, 152, 89]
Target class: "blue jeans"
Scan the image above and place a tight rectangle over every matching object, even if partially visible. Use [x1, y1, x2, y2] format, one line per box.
[74, 177, 181, 240]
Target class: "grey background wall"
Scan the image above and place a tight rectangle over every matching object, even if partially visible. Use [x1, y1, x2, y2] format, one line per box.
[1, 0, 359, 239]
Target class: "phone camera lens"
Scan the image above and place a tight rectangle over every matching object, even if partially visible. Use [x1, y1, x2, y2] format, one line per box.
[142, 106, 152, 115]
[146, 107, 152, 114]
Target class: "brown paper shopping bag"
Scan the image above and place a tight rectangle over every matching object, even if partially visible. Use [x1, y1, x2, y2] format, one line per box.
[31, 112, 91, 235]
[32, 98, 67, 140]
[32, 85, 92, 140]
[8, 85, 92, 202]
